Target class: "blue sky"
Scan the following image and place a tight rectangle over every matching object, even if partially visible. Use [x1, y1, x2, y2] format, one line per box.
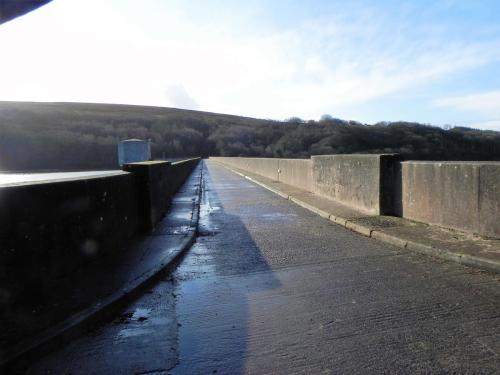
[1, 0, 500, 130]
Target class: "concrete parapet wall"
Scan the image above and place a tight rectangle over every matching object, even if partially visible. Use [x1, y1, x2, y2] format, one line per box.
[278, 159, 313, 192]
[211, 155, 399, 214]
[211, 155, 499, 237]
[402, 161, 500, 238]
[0, 158, 200, 303]
[123, 158, 200, 231]
[210, 157, 279, 180]
[210, 157, 313, 188]
[123, 161, 171, 231]
[170, 158, 202, 188]
[0, 172, 139, 302]
[311, 154, 400, 215]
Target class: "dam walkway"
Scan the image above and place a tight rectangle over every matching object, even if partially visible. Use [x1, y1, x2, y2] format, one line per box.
[28, 160, 500, 374]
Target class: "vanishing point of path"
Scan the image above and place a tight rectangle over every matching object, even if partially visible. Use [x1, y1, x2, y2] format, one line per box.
[29, 160, 500, 374]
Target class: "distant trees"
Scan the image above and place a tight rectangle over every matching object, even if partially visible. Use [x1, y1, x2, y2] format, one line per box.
[285, 117, 305, 124]
[320, 114, 333, 121]
[0, 102, 499, 172]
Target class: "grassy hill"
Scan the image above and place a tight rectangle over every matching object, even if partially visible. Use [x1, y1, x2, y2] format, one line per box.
[1, 101, 499, 171]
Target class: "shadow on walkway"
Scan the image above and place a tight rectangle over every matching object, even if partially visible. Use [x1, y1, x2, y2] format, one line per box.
[171, 161, 282, 375]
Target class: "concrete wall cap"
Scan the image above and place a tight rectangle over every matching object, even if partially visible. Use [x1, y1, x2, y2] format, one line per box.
[0, 171, 128, 188]
[311, 153, 400, 159]
[124, 160, 170, 166]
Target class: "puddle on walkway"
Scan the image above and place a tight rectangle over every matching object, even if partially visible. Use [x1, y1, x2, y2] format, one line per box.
[117, 327, 151, 339]
[115, 303, 176, 342]
[171, 225, 191, 234]
[131, 307, 152, 320]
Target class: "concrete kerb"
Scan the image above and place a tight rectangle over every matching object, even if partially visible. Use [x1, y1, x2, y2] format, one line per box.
[330, 215, 349, 227]
[1, 166, 204, 373]
[289, 196, 324, 217]
[289, 196, 331, 219]
[345, 220, 373, 237]
[213, 161, 500, 275]
[371, 230, 408, 249]
[244, 175, 290, 199]
[459, 254, 500, 273]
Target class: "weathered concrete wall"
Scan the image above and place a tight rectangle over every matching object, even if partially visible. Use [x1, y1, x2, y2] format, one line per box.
[123, 161, 171, 231]
[0, 158, 200, 303]
[123, 158, 200, 231]
[170, 158, 202, 192]
[0, 172, 139, 302]
[312, 154, 400, 215]
[402, 161, 500, 238]
[278, 159, 313, 191]
[212, 155, 500, 237]
[245, 158, 280, 180]
[211, 157, 312, 188]
[211, 155, 400, 214]
[123, 158, 200, 230]
[210, 157, 279, 181]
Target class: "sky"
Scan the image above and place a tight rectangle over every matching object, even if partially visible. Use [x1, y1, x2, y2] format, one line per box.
[1, 0, 500, 130]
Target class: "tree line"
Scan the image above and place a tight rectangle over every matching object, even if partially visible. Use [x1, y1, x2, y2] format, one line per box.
[0, 101, 499, 171]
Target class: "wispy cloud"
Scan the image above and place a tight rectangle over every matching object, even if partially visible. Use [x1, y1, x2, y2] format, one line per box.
[434, 90, 500, 130]
[219, 7, 500, 118]
[434, 90, 500, 117]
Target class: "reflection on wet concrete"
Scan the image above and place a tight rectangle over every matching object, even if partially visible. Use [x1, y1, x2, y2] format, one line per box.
[170, 165, 281, 374]
[26, 278, 179, 375]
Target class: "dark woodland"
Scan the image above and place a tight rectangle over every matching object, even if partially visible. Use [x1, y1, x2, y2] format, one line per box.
[1, 101, 499, 171]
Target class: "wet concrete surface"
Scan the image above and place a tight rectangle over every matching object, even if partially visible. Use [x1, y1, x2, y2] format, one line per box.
[28, 160, 500, 374]
[1, 165, 201, 370]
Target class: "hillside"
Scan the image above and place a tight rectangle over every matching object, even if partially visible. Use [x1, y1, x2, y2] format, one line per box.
[1, 101, 499, 171]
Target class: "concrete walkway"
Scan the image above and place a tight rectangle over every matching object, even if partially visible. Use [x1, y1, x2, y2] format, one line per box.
[1, 163, 203, 371]
[27, 160, 500, 374]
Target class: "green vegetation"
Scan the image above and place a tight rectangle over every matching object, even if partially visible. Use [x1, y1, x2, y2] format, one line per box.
[1, 101, 499, 171]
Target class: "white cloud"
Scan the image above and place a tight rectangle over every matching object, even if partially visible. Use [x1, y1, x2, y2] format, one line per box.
[434, 90, 500, 117]
[433, 91, 500, 130]
[165, 85, 198, 110]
